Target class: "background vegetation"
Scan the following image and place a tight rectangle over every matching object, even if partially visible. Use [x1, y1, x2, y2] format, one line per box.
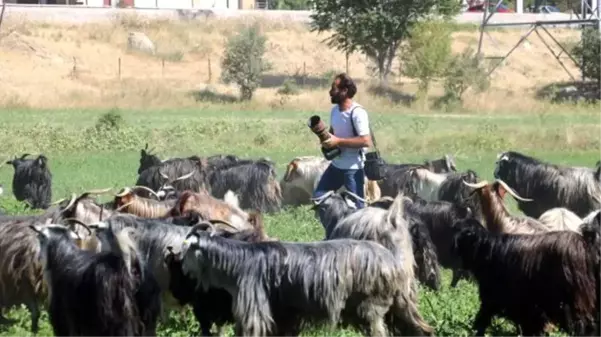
[0, 2, 598, 335]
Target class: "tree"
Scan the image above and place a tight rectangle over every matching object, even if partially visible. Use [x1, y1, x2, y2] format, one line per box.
[572, 26, 600, 84]
[400, 19, 454, 98]
[221, 24, 272, 101]
[309, 0, 460, 85]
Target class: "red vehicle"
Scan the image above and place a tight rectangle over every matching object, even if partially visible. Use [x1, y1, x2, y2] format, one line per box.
[468, 3, 514, 12]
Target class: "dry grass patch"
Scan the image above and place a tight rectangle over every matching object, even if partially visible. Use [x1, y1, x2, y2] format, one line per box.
[0, 14, 594, 113]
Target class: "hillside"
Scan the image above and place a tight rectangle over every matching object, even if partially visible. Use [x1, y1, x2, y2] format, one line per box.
[0, 13, 583, 113]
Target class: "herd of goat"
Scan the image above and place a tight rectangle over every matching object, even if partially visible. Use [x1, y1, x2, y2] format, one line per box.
[0, 145, 598, 337]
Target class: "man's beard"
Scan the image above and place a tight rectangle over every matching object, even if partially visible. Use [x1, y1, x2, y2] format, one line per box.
[330, 93, 345, 104]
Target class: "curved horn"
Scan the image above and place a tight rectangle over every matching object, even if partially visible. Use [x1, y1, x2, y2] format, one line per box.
[208, 219, 238, 232]
[115, 201, 134, 212]
[64, 218, 92, 236]
[190, 221, 215, 234]
[49, 197, 67, 206]
[83, 188, 113, 195]
[310, 190, 335, 205]
[159, 169, 170, 180]
[59, 193, 78, 213]
[131, 185, 160, 199]
[462, 180, 488, 189]
[495, 179, 533, 202]
[115, 187, 132, 198]
[341, 190, 367, 204]
[174, 170, 196, 182]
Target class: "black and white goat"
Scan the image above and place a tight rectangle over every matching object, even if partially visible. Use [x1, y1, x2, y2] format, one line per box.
[494, 151, 601, 218]
[179, 216, 434, 336]
[311, 191, 442, 291]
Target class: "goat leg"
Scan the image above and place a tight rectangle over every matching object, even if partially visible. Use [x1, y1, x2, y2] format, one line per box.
[25, 300, 40, 335]
[0, 311, 16, 325]
[472, 302, 494, 337]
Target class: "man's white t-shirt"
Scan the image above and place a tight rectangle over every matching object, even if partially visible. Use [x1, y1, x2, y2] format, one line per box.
[329, 102, 370, 170]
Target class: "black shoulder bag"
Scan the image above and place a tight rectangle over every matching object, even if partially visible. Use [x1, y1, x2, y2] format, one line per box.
[350, 106, 386, 181]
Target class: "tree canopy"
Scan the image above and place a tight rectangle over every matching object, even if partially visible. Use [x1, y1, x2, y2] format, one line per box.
[309, 0, 461, 84]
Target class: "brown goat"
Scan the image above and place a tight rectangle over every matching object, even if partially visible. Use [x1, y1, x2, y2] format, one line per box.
[170, 189, 257, 232]
[113, 187, 176, 219]
[462, 179, 553, 234]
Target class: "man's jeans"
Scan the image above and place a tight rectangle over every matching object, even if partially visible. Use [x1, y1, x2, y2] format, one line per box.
[312, 163, 366, 209]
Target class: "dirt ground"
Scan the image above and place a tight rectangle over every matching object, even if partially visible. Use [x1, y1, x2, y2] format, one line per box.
[0, 13, 584, 113]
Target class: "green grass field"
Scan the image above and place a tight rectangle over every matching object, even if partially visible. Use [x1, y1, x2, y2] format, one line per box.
[0, 107, 597, 336]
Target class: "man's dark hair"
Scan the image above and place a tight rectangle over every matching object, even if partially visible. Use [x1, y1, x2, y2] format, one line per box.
[335, 73, 357, 99]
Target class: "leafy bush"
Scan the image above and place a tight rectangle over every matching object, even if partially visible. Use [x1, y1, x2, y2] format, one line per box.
[438, 48, 490, 109]
[572, 26, 600, 84]
[95, 109, 124, 131]
[401, 20, 454, 98]
[277, 78, 300, 96]
[221, 23, 272, 101]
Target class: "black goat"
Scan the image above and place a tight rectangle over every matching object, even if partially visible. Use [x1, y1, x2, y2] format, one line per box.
[6, 154, 52, 209]
[403, 196, 474, 288]
[30, 224, 146, 336]
[453, 218, 599, 336]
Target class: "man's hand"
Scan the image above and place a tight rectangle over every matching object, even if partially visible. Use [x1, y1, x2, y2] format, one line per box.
[322, 135, 340, 149]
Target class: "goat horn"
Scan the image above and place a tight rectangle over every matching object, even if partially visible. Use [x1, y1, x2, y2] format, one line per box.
[310, 190, 335, 205]
[208, 219, 238, 232]
[49, 197, 67, 206]
[115, 201, 134, 212]
[495, 179, 533, 202]
[283, 160, 298, 182]
[341, 190, 367, 204]
[115, 187, 132, 197]
[59, 193, 78, 213]
[159, 169, 170, 180]
[191, 221, 215, 233]
[462, 180, 488, 189]
[174, 170, 196, 182]
[99, 205, 104, 221]
[131, 185, 160, 199]
[64, 218, 92, 236]
[83, 188, 113, 195]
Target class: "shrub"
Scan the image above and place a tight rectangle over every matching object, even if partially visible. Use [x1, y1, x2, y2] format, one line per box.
[221, 23, 272, 101]
[438, 48, 490, 108]
[572, 26, 600, 84]
[95, 108, 124, 131]
[400, 19, 454, 99]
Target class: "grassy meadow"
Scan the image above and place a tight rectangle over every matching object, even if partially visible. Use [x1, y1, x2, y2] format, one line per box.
[0, 106, 597, 337]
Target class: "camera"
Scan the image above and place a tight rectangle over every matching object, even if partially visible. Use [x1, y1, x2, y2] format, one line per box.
[308, 115, 341, 160]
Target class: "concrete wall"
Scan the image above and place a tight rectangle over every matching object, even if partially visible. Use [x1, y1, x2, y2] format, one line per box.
[0, 4, 588, 28]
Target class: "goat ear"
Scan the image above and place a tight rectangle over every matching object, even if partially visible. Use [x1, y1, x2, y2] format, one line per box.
[387, 194, 406, 228]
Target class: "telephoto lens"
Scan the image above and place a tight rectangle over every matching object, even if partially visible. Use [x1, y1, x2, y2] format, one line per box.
[308, 115, 341, 160]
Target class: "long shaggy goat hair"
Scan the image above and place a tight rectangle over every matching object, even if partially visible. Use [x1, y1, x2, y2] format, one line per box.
[436, 169, 484, 222]
[31, 224, 145, 336]
[135, 156, 209, 198]
[164, 224, 270, 336]
[494, 151, 601, 218]
[452, 218, 599, 336]
[6, 154, 53, 209]
[0, 213, 62, 333]
[206, 159, 282, 213]
[313, 191, 441, 291]
[180, 222, 434, 337]
[402, 195, 474, 288]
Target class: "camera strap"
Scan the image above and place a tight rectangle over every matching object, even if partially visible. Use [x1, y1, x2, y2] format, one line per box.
[350, 105, 379, 156]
